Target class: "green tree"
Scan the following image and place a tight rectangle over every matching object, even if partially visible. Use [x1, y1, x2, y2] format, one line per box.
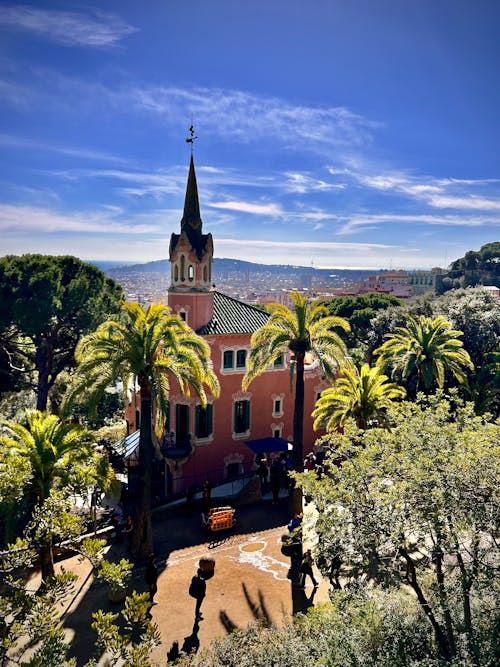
[443, 241, 500, 291]
[432, 288, 500, 415]
[63, 302, 220, 558]
[243, 291, 349, 512]
[0, 411, 112, 581]
[0, 254, 122, 411]
[433, 287, 500, 368]
[375, 314, 473, 394]
[326, 293, 403, 349]
[0, 494, 156, 667]
[312, 363, 405, 430]
[301, 397, 500, 665]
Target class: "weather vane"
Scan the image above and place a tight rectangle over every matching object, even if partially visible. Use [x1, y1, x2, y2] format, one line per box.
[185, 123, 198, 153]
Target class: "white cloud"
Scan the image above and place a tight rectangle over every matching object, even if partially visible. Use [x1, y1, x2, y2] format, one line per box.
[0, 204, 159, 234]
[0, 5, 137, 47]
[2, 70, 375, 154]
[282, 171, 344, 194]
[128, 85, 378, 152]
[208, 200, 283, 216]
[427, 195, 500, 211]
[336, 212, 499, 235]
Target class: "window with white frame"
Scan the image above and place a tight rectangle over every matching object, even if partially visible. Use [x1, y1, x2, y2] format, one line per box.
[222, 348, 248, 372]
[272, 394, 284, 417]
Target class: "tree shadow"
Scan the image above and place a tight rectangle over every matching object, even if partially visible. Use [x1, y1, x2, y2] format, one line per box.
[61, 498, 290, 664]
[219, 581, 274, 633]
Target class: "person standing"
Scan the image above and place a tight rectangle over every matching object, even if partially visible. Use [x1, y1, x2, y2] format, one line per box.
[145, 553, 159, 605]
[299, 549, 318, 588]
[270, 457, 281, 504]
[202, 479, 212, 511]
[189, 568, 207, 620]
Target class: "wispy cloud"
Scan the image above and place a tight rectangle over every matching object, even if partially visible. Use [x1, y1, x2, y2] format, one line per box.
[336, 212, 499, 235]
[208, 200, 283, 216]
[282, 171, 345, 194]
[0, 67, 377, 154]
[0, 133, 130, 164]
[427, 195, 500, 211]
[127, 85, 378, 152]
[0, 204, 159, 234]
[327, 164, 500, 216]
[0, 5, 137, 47]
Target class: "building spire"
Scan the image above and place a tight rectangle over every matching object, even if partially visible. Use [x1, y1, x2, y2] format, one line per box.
[181, 153, 202, 232]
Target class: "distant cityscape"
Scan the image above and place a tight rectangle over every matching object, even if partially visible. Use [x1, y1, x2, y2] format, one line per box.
[103, 257, 445, 308]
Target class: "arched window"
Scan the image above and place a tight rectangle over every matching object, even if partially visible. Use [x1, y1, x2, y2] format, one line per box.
[203, 266, 208, 282]
[180, 255, 185, 282]
[188, 265, 194, 281]
[174, 264, 179, 282]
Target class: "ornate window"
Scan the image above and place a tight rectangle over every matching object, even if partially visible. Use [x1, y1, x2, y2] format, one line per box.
[272, 393, 285, 417]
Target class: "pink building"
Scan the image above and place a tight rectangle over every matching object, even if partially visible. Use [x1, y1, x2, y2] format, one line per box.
[125, 155, 328, 498]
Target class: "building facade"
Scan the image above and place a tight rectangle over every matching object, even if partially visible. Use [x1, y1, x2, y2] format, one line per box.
[126, 155, 327, 498]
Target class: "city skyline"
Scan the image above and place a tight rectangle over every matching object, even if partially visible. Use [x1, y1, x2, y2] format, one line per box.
[0, 1, 499, 270]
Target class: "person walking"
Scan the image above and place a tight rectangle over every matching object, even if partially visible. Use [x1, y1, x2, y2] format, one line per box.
[299, 549, 318, 588]
[189, 568, 207, 620]
[145, 553, 159, 605]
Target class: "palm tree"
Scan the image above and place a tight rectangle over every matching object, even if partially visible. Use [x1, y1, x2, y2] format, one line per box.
[374, 314, 473, 394]
[63, 302, 220, 558]
[0, 411, 94, 581]
[243, 292, 349, 512]
[312, 363, 406, 431]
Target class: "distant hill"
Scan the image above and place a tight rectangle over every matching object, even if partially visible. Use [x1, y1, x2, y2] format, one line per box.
[103, 257, 376, 283]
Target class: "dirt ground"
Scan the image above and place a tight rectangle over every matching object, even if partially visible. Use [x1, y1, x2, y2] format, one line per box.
[55, 495, 329, 666]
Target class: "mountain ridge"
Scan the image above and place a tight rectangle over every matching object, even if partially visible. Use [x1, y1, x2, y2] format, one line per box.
[101, 257, 378, 281]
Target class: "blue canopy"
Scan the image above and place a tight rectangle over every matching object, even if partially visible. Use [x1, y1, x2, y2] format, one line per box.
[245, 436, 292, 454]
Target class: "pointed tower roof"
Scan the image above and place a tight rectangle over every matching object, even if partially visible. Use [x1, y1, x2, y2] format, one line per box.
[181, 155, 202, 232]
[169, 153, 212, 261]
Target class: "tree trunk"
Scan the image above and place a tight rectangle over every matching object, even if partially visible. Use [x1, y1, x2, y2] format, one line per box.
[400, 547, 452, 663]
[35, 337, 51, 412]
[291, 353, 305, 517]
[434, 537, 456, 658]
[129, 394, 154, 559]
[39, 541, 55, 584]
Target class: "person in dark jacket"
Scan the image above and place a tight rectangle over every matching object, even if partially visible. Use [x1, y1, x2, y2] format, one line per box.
[189, 568, 207, 620]
[145, 553, 159, 604]
[299, 549, 318, 588]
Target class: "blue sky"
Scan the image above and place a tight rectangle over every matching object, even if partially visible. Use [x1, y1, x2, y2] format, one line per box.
[0, 1, 499, 270]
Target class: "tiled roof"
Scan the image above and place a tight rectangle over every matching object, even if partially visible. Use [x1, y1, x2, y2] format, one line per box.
[197, 291, 269, 335]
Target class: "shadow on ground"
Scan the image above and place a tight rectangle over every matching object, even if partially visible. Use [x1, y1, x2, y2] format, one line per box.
[62, 496, 293, 665]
